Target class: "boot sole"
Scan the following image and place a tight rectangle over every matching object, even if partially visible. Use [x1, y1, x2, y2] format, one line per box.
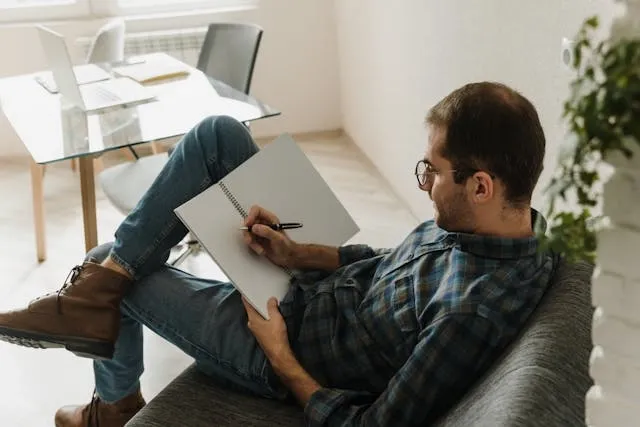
[0, 326, 114, 360]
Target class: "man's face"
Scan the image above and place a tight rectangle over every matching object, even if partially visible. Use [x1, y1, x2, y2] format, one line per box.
[420, 126, 475, 233]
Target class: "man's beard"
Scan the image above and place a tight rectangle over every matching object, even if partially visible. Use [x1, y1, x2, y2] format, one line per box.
[434, 189, 474, 233]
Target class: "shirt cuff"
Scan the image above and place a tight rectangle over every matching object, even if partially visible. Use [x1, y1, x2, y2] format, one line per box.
[304, 388, 346, 426]
[338, 244, 376, 267]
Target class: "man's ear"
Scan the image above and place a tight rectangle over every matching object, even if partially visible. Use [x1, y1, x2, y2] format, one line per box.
[467, 172, 494, 204]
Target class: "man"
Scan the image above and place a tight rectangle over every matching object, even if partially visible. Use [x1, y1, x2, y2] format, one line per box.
[0, 81, 556, 427]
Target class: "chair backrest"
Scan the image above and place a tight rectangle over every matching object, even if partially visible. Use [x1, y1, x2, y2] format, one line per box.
[196, 22, 263, 95]
[433, 259, 594, 427]
[86, 18, 125, 64]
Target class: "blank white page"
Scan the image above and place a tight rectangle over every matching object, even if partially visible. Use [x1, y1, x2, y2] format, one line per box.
[175, 183, 291, 319]
[174, 134, 359, 319]
[224, 134, 359, 247]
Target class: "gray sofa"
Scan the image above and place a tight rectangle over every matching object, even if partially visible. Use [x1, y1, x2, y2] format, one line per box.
[127, 260, 594, 427]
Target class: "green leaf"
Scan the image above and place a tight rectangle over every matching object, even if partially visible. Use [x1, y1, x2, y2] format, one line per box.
[585, 16, 599, 28]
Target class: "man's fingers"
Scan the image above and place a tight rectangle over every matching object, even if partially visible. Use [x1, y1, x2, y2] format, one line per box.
[243, 231, 253, 245]
[245, 206, 260, 226]
[251, 224, 282, 241]
[250, 243, 264, 255]
[245, 205, 280, 226]
[267, 297, 280, 318]
[242, 231, 265, 255]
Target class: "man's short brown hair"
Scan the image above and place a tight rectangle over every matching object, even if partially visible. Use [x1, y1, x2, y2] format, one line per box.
[426, 82, 546, 207]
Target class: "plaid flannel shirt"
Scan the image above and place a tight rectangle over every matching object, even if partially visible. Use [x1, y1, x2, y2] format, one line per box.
[278, 210, 556, 426]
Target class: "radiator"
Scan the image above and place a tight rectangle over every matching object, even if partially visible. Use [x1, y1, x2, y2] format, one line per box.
[77, 27, 208, 67]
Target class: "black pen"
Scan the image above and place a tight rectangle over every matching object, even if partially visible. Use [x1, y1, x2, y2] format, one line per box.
[239, 222, 303, 232]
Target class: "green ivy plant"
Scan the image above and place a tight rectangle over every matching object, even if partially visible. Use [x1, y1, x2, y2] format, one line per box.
[538, 15, 640, 263]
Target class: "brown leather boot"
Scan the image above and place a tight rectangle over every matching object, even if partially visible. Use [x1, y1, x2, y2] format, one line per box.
[0, 261, 132, 359]
[55, 389, 146, 427]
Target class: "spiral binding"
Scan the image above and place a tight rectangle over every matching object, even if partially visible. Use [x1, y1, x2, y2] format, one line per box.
[219, 181, 248, 218]
[218, 180, 293, 278]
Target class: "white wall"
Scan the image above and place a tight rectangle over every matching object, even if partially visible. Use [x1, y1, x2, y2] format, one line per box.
[334, 0, 617, 220]
[0, 0, 341, 156]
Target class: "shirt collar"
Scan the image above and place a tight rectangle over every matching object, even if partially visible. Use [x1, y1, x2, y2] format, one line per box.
[442, 209, 546, 260]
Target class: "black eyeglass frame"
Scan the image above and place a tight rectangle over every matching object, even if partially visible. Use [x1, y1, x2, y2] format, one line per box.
[414, 159, 495, 187]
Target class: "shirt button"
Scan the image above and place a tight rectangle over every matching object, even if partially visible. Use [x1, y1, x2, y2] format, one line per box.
[407, 253, 413, 259]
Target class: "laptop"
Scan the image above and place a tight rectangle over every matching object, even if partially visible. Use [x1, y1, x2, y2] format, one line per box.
[36, 25, 156, 112]
[35, 64, 112, 94]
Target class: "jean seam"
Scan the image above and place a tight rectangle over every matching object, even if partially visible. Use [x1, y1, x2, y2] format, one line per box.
[98, 379, 142, 404]
[207, 150, 227, 180]
[129, 175, 213, 278]
[122, 299, 274, 391]
[107, 251, 136, 278]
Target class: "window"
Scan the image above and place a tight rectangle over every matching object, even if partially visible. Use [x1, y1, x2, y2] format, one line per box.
[0, 0, 73, 6]
[0, 0, 90, 21]
[94, 0, 256, 16]
[0, 0, 255, 22]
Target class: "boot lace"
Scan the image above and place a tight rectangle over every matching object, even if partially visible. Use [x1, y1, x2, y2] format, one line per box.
[86, 389, 101, 427]
[56, 265, 83, 314]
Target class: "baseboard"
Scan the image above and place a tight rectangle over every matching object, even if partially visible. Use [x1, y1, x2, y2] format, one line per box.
[254, 128, 344, 146]
[104, 129, 345, 158]
[0, 129, 346, 164]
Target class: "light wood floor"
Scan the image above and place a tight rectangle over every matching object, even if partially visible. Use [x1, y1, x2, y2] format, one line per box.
[0, 135, 419, 426]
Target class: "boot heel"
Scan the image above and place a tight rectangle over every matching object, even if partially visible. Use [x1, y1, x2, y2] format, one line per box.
[65, 341, 114, 360]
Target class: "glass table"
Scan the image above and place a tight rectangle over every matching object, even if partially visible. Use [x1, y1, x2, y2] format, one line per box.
[0, 53, 280, 261]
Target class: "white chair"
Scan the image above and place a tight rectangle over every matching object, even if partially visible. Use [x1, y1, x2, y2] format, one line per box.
[98, 23, 264, 267]
[87, 18, 125, 64]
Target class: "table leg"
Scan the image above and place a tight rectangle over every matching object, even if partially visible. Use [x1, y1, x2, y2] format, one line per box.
[78, 157, 98, 252]
[29, 158, 46, 262]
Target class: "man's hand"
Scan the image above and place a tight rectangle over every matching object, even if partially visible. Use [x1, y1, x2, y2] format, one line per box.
[241, 296, 294, 369]
[243, 205, 300, 268]
[241, 296, 321, 406]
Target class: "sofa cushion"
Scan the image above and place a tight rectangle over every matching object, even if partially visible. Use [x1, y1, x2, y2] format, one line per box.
[126, 365, 302, 426]
[127, 260, 593, 427]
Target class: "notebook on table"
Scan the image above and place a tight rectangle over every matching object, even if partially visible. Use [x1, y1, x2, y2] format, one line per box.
[174, 134, 360, 319]
[112, 53, 191, 84]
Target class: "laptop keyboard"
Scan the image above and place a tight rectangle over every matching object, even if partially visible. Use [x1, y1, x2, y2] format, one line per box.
[95, 85, 121, 102]
[80, 78, 154, 110]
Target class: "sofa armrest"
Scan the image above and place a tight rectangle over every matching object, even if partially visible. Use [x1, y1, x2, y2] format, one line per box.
[433, 260, 594, 427]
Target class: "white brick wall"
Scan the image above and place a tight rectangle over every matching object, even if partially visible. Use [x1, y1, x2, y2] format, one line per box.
[588, 2, 640, 421]
[586, 385, 640, 427]
[589, 190, 640, 425]
[590, 232, 640, 422]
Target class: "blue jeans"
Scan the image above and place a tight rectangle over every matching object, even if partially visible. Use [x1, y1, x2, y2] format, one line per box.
[88, 116, 286, 403]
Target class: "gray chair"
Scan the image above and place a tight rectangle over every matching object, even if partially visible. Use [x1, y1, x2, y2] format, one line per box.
[98, 22, 263, 266]
[126, 259, 594, 427]
[197, 22, 263, 94]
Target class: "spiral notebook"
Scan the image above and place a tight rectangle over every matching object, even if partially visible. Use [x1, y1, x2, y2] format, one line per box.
[174, 134, 359, 318]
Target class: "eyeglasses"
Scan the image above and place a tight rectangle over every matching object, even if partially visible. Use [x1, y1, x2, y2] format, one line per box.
[415, 159, 495, 187]
[414, 160, 458, 187]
